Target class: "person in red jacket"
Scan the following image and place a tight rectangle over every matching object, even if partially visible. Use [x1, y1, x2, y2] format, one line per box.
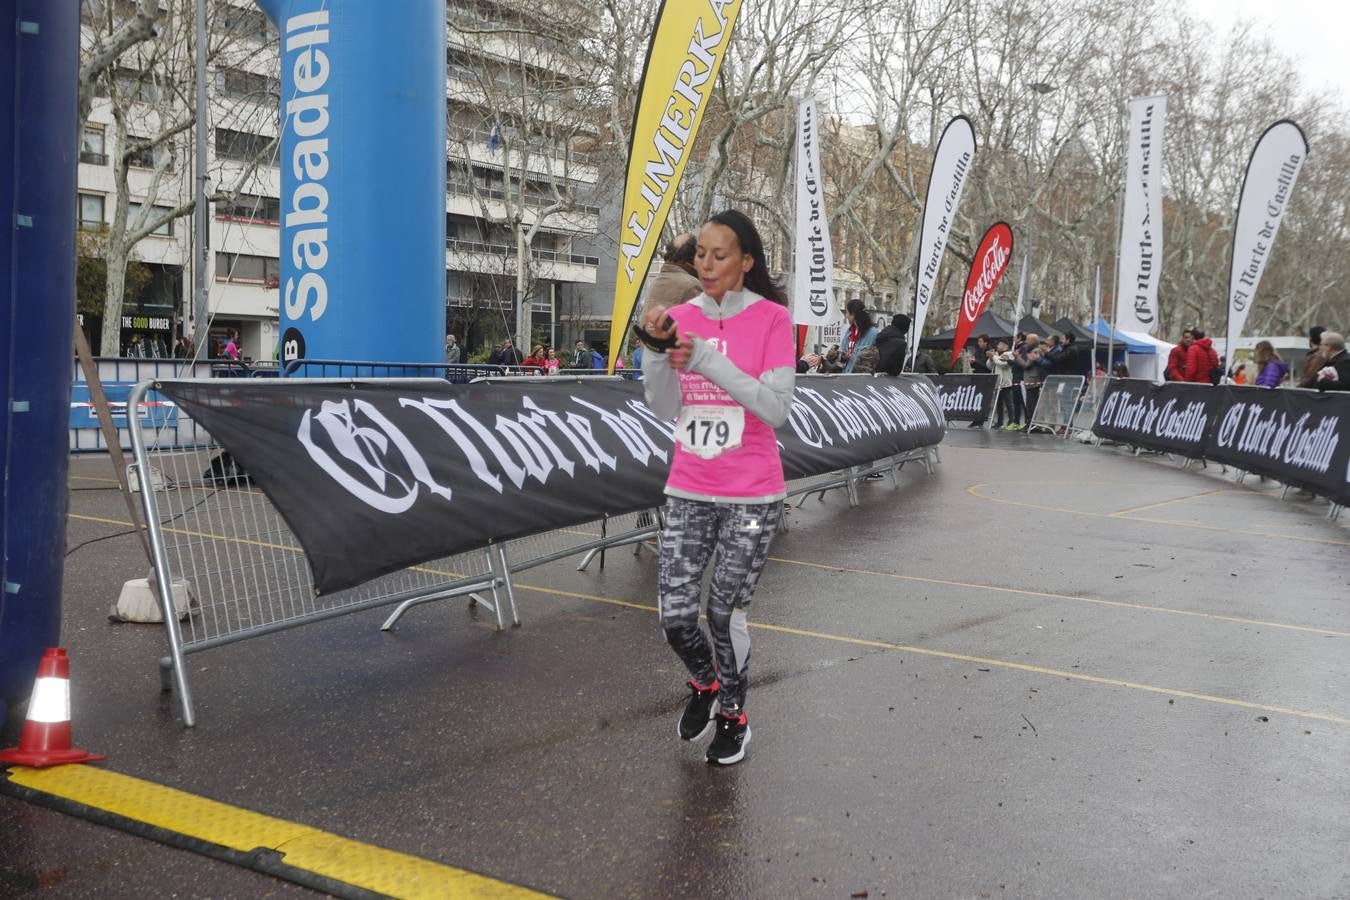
[1184, 328, 1220, 384]
[1165, 329, 1193, 381]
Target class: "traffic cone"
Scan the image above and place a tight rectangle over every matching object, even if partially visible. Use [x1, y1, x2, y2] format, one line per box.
[0, 648, 104, 767]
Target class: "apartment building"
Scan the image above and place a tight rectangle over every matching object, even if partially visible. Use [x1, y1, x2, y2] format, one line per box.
[77, 0, 603, 361]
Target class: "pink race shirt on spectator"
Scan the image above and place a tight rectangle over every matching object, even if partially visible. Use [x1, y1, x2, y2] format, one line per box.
[665, 296, 795, 500]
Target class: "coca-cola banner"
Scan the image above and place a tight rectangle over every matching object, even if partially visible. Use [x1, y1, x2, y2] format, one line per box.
[1092, 380, 1219, 458]
[1115, 96, 1166, 335]
[910, 115, 976, 367]
[951, 223, 1013, 366]
[1224, 120, 1308, 365]
[1207, 387, 1349, 505]
[930, 374, 998, 423]
[157, 376, 946, 594]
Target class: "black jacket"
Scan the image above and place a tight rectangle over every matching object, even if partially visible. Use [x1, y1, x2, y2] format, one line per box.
[874, 325, 908, 376]
[1318, 350, 1350, 391]
[1053, 344, 1080, 376]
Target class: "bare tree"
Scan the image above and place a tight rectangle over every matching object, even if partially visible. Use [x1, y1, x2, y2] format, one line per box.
[80, 0, 280, 355]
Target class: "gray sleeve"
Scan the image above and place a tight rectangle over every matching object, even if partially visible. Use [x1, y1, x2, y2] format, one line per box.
[641, 347, 683, 420]
[686, 340, 796, 427]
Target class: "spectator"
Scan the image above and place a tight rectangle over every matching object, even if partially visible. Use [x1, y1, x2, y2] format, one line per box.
[523, 344, 547, 371]
[841, 299, 880, 373]
[1012, 333, 1046, 426]
[1053, 333, 1079, 376]
[590, 344, 606, 369]
[908, 349, 940, 374]
[1297, 325, 1327, 388]
[172, 335, 195, 359]
[571, 339, 589, 369]
[545, 348, 560, 375]
[875, 314, 910, 376]
[1183, 328, 1219, 384]
[1112, 362, 1130, 378]
[1006, 332, 1027, 428]
[817, 344, 844, 374]
[222, 329, 240, 361]
[444, 334, 461, 365]
[1314, 332, 1350, 391]
[1165, 330, 1194, 381]
[641, 233, 702, 318]
[990, 340, 1014, 428]
[1253, 340, 1290, 388]
[970, 335, 991, 374]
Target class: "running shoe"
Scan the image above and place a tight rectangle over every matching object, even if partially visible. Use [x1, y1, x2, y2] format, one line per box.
[706, 712, 751, 765]
[678, 679, 719, 741]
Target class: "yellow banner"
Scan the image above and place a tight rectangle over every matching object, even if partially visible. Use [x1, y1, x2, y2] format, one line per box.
[607, 0, 743, 372]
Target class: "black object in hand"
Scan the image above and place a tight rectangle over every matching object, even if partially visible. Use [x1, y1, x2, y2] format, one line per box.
[631, 316, 678, 352]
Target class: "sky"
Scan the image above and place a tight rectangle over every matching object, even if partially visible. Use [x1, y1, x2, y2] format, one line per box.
[1181, 0, 1350, 102]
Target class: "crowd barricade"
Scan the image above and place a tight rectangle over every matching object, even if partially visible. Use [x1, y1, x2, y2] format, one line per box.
[928, 374, 998, 428]
[125, 374, 944, 726]
[1091, 380, 1348, 520]
[1070, 375, 1112, 436]
[70, 357, 216, 452]
[1026, 375, 1086, 437]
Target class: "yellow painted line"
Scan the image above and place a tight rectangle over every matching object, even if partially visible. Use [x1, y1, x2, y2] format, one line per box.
[68, 512, 140, 528]
[512, 582, 1350, 727]
[1107, 487, 1231, 517]
[764, 556, 1350, 639]
[69, 511, 1349, 639]
[3, 765, 547, 898]
[966, 482, 1350, 547]
[64, 513, 1350, 723]
[70, 474, 121, 484]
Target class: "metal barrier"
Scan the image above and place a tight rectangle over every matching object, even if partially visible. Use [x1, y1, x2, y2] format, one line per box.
[126, 376, 943, 726]
[1026, 375, 1086, 437]
[1069, 375, 1112, 437]
[71, 357, 216, 452]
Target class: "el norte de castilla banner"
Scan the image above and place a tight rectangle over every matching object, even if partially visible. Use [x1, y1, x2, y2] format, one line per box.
[158, 376, 946, 595]
[910, 116, 976, 367]
[1224, 120, 1308, 365]
[1115, 96, 1166, 336]
[608, 0, 743, 372]
[793, 97, 839, 329]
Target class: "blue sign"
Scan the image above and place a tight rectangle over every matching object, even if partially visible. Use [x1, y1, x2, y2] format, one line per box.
[253, 1, 447, 368]
[69, 383, 178, 430]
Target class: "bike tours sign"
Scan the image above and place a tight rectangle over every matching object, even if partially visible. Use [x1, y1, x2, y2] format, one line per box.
[158, 375, 945, 594]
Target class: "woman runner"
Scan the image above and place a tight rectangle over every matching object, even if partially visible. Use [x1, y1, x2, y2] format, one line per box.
[639, 209, 795, 766]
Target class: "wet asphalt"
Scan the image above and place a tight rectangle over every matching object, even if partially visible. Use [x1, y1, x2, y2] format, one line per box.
[2, 429, 1348, 898]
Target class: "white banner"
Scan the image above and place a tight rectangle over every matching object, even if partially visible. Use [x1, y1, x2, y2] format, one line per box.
[793, 99, 838, 327]
[910, 116, 976, 365]
[1225, 120, 1307, 363]
[1115, 96, 1166, 335]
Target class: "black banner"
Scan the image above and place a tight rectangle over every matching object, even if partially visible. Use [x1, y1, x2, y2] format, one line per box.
[158, 375, 946, 594]
[1093, 380, 1350, 504]
[1207, 387, 1350, 504]
[930, 374, 998, 422]
[1092, 380, 1218, 458]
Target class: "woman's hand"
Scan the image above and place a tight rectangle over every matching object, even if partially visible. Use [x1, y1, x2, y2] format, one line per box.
[669, 334, 696, 370]
[642, 305, 677, 341]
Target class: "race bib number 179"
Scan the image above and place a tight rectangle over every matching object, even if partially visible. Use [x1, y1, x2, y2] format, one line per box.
[676, 405, 744, 459]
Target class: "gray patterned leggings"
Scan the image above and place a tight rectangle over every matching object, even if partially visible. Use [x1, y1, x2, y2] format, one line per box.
[658, 496, 782, 717]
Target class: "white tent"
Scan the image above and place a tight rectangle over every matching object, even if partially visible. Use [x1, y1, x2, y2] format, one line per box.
[1118, 329, 1175, 382]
